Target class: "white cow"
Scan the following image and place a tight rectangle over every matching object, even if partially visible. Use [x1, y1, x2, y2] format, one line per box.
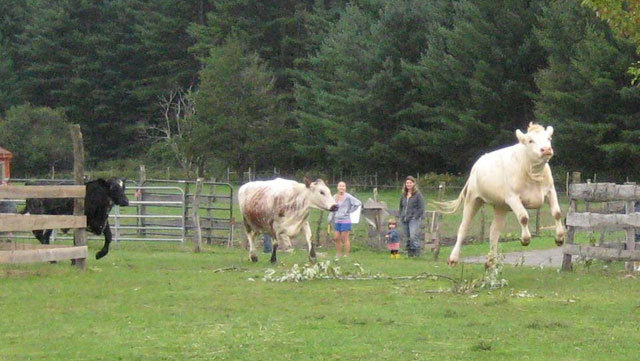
[435, 123, 565, 267]
[238, 178, 338, 263]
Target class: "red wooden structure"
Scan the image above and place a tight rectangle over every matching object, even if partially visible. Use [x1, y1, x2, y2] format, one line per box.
[0, 146, 12, 180]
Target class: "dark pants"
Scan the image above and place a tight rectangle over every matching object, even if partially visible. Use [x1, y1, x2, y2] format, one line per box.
[401, 218, 422, 256]
[263, 234, 273, 253]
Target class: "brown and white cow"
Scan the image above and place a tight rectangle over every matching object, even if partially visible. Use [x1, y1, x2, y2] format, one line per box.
[435, 123, 565, 267]
[238, 178, 338, 264]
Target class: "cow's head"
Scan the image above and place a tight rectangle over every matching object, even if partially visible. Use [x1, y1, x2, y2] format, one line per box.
[106, 178, 130, 206]
[304, 178, 338, 212]
[516, 123, 554, 163]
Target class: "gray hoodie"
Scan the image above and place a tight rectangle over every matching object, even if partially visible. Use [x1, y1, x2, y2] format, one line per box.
[327, 193, 362, 223]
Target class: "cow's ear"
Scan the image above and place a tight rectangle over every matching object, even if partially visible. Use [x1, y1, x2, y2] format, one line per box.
[516, 129, 526, 144]
[304, 177, 311, 188]
[546, 126, 554, 137]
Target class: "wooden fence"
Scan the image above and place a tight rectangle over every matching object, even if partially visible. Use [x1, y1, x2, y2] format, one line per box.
[0, 125, 88, 268]
[562, 181, 640, 271]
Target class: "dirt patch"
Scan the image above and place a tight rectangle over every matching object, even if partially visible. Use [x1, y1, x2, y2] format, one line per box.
[463, 248, 564, 268]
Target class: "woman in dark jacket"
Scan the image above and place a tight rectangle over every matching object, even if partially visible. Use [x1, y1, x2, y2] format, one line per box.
[399, 176, 424, 257]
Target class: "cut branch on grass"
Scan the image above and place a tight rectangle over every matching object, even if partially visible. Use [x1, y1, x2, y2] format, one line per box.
[259, 260, 508, 294]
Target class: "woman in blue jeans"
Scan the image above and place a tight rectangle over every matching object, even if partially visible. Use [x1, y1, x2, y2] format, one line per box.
[399, 176, 424, 257]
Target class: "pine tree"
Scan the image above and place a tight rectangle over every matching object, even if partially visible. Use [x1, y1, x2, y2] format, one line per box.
[15, 0, 143, 159]
[195, 39, 285, 177]
[404, 0, 547, 173]
[535, 0, 640, 179]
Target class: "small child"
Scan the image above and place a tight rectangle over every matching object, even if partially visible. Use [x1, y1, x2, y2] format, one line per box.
[385, 219, 400, 259]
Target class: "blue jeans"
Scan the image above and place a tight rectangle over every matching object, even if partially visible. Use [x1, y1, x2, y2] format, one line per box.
[263, 234, 273, 253]
[401, 218, 422, 254]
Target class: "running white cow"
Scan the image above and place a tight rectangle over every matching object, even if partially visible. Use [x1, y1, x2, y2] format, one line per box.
[435, 123, 565, 267]
[238, 178, 338, 264]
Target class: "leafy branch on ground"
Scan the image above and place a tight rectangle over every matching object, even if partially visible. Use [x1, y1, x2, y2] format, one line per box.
[259, 259, 509, 295]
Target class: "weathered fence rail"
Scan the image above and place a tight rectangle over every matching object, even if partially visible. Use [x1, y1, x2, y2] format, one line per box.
[562, 181, 640, 271]
[0, 124, 88, 268]
[4, 174, 234, 249]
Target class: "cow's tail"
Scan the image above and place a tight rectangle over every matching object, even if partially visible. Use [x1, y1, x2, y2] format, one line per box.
[431, 180, 469, 214]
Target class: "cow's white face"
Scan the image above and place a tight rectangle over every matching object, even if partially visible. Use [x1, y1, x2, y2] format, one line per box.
[305, 178, 339, 212]
[516, 125, 554, 163]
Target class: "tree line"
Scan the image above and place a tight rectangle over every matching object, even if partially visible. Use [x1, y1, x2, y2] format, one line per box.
[0, 0, 638, 181]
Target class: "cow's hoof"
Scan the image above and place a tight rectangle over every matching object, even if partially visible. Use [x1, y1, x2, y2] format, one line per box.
[555, 238, 564, 246]
[309, 256, 317, 265]
[250, 254, 258, 263]
[270, 257, 277, 264]
[520, 238, 531, 246]
[484, 261, 494, 269]
[96, 251, 107, 259]
[447, 259, 458, 267]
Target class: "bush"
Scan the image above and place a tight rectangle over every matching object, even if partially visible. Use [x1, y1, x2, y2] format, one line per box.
[0, 104, 73, 177]
[417, 172, 467, 189]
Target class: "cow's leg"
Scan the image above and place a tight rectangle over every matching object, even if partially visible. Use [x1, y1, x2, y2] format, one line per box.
[33, 229, 52, 244]
[271, 234, 289, 264]
[505, 196, 531, 246]
[96, 223, 113, 259]
[546, 187, 565, 246]
[243, 222, 260, 262]
[486, 207, 508, 268]
[44, 229, 53, 243]
[449, 197, 483, 266]
[302, 221, 316, 264]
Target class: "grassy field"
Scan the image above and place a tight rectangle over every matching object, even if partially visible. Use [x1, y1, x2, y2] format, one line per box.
[2, 183, 638, 361]
[1, 239, 640, 361]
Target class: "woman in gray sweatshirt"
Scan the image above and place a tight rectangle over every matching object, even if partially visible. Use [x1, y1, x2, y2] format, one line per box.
[327, 181, 362, 258]
[399, 176, 424, 257]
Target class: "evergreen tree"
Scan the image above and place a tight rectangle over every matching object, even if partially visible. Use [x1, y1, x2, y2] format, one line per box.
[295, 1, 442, 176]
[192, 0, 348, 93]
[296, 0, 544, 176]
[194, 39, 285, 178]
[535, 0, 640, 179]
[15, 0, 143, 159]
[404, 0, 547, 173]
[0, 1, 28, 113]
[0, 39, 19, 113]
[133, 0, 210, 111]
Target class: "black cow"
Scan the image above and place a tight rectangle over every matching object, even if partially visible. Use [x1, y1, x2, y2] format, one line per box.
[22, 178, 129, 259]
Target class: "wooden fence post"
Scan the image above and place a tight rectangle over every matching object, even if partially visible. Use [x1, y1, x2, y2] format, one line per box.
[137, 165, 146, 237]
[70, 124, 86, 270]
[625, 197, 636, 271]
[479, 208, 486, 243]
[433, 182, 446, 260]
[182, 182, 190, 243]
[206, 182, 214, 244]
[562, 172, 581, 271]
[315, 211, 324, 248]
[192, 178, 203, 252]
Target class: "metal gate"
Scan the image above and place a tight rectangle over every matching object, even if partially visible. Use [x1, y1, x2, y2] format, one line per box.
[5, 178, 234, 246]
[112, 184, 186, 243]
[131, 179, 234, 245]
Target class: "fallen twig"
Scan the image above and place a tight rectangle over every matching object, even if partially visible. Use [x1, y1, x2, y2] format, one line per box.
[212, 266, 247, 273]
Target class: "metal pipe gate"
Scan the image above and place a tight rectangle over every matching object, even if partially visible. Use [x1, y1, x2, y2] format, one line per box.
[3, 178, 234, 246]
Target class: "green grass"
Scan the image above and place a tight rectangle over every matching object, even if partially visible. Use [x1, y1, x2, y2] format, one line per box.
[3, 183, 636, 360]
[1, 240, 640, 361]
